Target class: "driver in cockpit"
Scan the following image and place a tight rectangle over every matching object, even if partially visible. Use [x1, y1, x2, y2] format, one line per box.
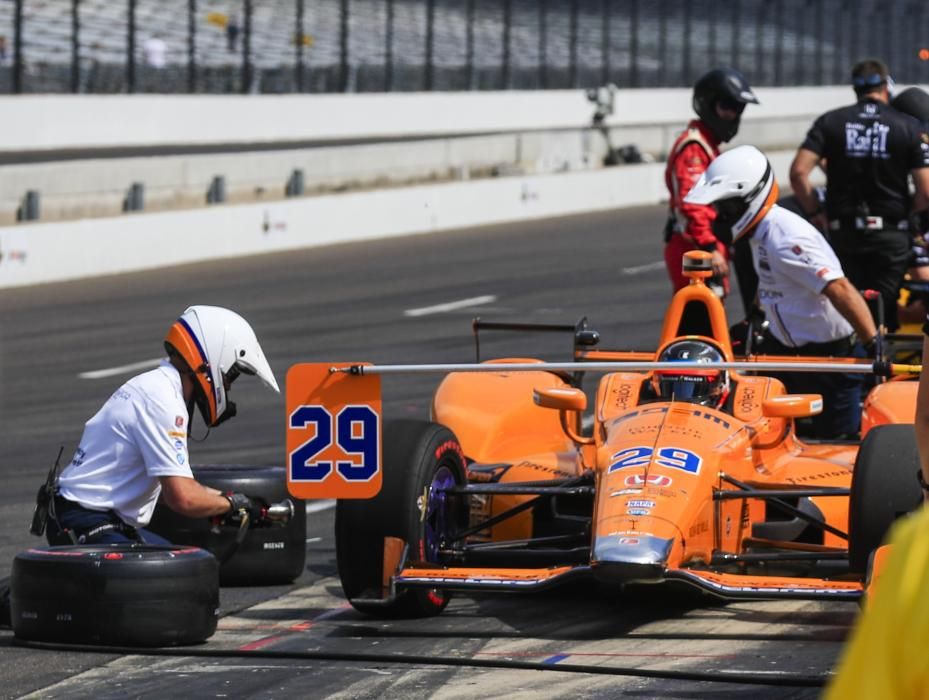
[649, 339, 730, 410]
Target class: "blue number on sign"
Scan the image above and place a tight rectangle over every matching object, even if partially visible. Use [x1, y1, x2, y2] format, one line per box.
[289, 406, 333, 481]
[290, 405, 380, 483]
[608, 446, 702, 475]
[335, 405, 379, 482]
[655, 447, 702, 474]
[608, 446, 653, 473]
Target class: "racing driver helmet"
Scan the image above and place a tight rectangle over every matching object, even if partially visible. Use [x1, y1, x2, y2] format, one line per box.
[692, 67, 759, 143]
[164, 305, 279, 428]
[652, 339, 729, 409]
[683, 145, 779, 243]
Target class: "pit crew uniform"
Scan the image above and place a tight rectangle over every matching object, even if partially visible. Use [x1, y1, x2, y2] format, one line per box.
[799, 96, 929, 331]
[664, 120, 727, 296]
[824, 506, 929, 699]
[48, 360, 193, 544]
[751, 205, 863, 438]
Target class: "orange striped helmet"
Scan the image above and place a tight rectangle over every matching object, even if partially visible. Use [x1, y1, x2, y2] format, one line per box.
[164, 305, 279, 427]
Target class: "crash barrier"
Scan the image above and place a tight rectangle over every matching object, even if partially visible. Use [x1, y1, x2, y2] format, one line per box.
[0, 149, 808, 290]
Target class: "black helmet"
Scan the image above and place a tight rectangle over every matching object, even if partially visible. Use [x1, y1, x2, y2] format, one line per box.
[692, 68, 759, 143]
[892, 86, 929, 129]
[651, 340, 729, 408]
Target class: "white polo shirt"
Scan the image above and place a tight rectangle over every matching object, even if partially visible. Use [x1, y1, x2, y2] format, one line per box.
[750, 205, 853, 347]
[58, 360, 194, 528]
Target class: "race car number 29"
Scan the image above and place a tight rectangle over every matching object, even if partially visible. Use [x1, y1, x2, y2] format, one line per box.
[609, 446, 702, 475]
[285, 363, 383, 499]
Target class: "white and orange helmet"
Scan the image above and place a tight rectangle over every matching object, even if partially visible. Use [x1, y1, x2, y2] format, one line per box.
[684, 144, 779, 243]
[164, 305, 279, 427]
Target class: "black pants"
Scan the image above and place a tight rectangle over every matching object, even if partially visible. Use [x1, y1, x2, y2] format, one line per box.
[758, 333, 863, 439]
[45, 495, 170, 546]
[828, 227, 911, 332]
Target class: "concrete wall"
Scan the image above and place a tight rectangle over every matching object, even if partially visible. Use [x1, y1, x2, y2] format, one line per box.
[0, 86, 868, 224]
[0, 150, 806, 289]
[0, 87, 859, 152]
[0, 86, 871, 288]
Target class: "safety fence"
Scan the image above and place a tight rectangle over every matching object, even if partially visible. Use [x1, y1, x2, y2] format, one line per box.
[0, 0, 927, 94]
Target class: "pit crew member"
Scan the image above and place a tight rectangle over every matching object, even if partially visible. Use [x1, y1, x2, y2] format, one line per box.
[42, 305, 280, 545]
[664, 67, 759, 333]
[789, 58, 929, 332]
[686, 145, 878, 439]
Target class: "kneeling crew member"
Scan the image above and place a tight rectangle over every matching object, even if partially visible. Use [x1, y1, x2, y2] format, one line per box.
[45, 305, 280, 545]
[686, 146, 878, 439]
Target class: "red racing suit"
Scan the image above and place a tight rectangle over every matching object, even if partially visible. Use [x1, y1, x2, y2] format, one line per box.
[663, 119, 728, 293]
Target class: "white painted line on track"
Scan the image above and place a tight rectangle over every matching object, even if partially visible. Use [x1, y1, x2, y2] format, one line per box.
[79, 357, 163, 379]
[404, 294, 497, 317]
[621, 261, 665, 275]
[306, 499, 336, 514]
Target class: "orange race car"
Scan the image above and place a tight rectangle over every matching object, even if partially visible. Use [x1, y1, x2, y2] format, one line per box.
[286, 251, 924, 617]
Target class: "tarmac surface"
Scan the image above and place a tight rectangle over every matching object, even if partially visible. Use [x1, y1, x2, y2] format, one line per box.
[0, 203, 853, 698]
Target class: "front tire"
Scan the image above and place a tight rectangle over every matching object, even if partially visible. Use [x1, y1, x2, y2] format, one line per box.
[848, 425, 922, 573]
[335, 419, 468, 617]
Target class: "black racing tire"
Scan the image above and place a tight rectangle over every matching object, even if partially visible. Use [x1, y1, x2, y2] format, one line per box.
[11, 544, 218, 646]
[147, 465, 306, 585]
[335, 419, 468, 618]
[848, 425, 922, 573]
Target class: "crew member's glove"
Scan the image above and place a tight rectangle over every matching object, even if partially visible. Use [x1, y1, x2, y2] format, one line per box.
[225, 492, 262, 522]
[862, 334, 879, 359]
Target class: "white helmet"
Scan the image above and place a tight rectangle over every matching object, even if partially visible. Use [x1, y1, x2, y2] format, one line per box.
[684, 145, 779, 242]
[164, 305, 279, 427]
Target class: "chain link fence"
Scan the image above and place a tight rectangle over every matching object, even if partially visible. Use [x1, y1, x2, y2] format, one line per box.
[0, 0, 927, 95]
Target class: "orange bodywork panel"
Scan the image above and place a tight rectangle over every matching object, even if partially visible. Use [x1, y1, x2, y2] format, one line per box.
[861, 379, 918, 438]
[432, 359, 575, 464]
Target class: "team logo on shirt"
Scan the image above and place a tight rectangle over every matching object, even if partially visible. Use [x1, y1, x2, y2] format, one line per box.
[176, 453, 186, 465]
[175, 415, 184, 428]
[845, 121, 890, 158]
[816, 267, 831, 278]
[791, 245, 803, 255]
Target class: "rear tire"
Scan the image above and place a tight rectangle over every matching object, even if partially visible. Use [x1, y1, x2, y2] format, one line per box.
[335, 419, 468, 617]
[848, 425, 922, 573]
[148, 465, 306, 585]
[11, 544, 218, 646]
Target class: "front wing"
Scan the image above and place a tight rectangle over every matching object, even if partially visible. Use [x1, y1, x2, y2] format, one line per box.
[386, 564, 862, 602]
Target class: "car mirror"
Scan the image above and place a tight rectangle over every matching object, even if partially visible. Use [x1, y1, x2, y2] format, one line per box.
[761, 394, 823, 419]
[533, 386, 593, 446]
[533, 387, 587, 412]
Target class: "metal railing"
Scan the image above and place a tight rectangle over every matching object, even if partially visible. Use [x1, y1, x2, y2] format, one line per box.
[0, 0, 927, 94]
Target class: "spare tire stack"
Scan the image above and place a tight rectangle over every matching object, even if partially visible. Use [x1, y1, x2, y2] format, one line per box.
[11, 544, 219, 646]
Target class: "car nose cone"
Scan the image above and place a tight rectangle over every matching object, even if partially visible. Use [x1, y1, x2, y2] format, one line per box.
[592, 534, 674, 584]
